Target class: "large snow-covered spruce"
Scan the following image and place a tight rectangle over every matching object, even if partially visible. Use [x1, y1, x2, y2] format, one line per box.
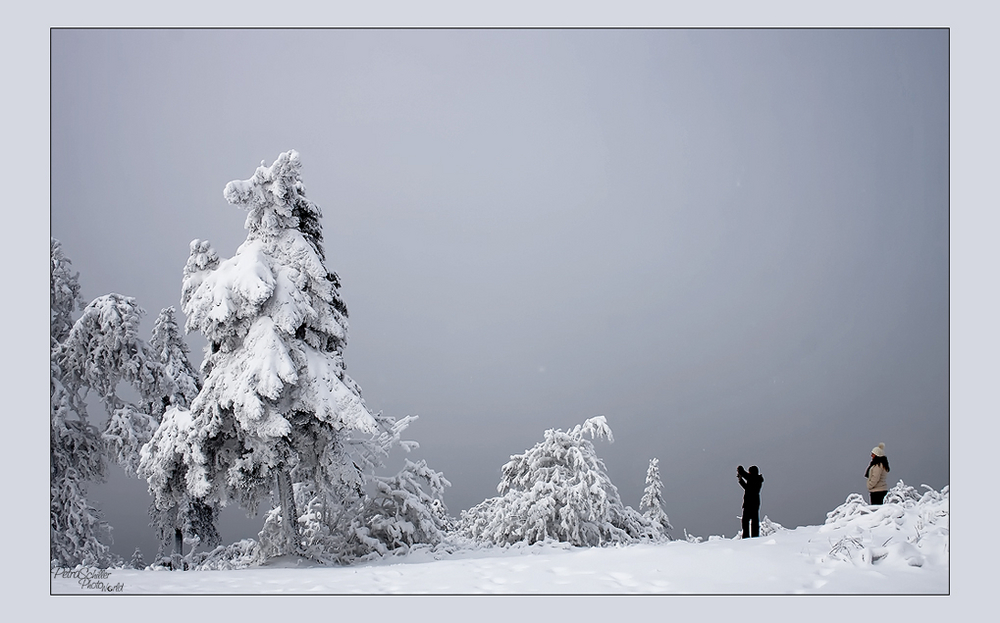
[179, 151, 379, 558]
[461, 416, 656, 547]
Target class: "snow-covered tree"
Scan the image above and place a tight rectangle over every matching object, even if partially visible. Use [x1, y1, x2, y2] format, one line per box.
[139, 406, 221, 563]
[255, 411, 440, 563]
[51, 238, 83, 344]
[461, 416, 655, 547]
[149, 307, 201, 411]
[349, 458, 452, 557]
[140, 307, 217, 560]
[51, 239, 173, 567]
[639, 458, 673, 540]
[130, 547, 146, 570]
[50, 239, 115, 567]
[50, 355, 115, 568]
[58, 294, 169, 476]
[179, 151, 380, 559]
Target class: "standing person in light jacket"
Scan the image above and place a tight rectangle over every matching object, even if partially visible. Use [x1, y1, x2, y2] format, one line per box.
[737, 465, 763, 538]
[866, 442, 891, 504]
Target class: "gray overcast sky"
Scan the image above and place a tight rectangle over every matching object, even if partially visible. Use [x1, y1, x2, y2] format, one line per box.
[50, 28, 949, 560]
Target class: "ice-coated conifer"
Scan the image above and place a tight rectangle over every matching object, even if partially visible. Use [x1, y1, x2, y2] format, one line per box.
[150, 307, 202, 410]
[640, 457, 673, 540]
[141, 307, 218, 559]
[350, 458, 452, 556]
[50, 356, 115, 567]
[253, 411, 429, 563]
[58, 294, 170, 476]
[50, 239, 114, 567]
[51, 241, 169, 566]
[130, 547, 146, 570]
[461, 416, 655, 547]
[179, 151, 378, 558]
[50, 238, 83, 344]
[140, 406, 221, 561]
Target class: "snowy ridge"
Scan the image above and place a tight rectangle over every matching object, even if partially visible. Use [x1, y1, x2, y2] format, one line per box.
[51, 481, 947, 594]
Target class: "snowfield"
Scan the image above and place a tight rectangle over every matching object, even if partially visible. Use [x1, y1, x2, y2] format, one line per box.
[51, 483, 947, 595]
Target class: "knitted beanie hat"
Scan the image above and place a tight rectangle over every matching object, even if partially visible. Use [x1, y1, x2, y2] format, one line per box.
[871, 442, 886, 457]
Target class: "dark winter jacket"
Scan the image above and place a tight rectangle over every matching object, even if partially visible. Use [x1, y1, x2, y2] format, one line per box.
[738, 470, 763, 509]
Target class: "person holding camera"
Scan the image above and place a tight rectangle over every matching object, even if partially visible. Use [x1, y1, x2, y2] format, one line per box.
[737, 464, 764, 538]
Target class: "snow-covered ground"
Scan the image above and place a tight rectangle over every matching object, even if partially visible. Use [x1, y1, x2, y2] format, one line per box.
[51, 484, 948, 595]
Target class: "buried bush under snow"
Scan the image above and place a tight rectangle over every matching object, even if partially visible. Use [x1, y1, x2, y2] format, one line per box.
[820, 481, 948, 568]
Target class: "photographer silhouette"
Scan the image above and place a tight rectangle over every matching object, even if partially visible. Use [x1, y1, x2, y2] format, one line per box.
[737, 465, 763, 538]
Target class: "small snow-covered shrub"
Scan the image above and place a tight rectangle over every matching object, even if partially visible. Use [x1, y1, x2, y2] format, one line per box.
[824, 492, 873, 526]
[827, 534, 866, 562]
[460, 416, 656, 547]
[732, 515, 785, 540]
[884, 480, 922, 506]
[350, 459, 453, 556]
[737, 515, 785, 538]
[188, 539, 262, 571]
[683, 529, 703, 544]
[760, 515, 785, 536]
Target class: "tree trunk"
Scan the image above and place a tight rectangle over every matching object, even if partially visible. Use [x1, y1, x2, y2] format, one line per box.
[276, 468, 300, 554]
[173, 527, 184, 557]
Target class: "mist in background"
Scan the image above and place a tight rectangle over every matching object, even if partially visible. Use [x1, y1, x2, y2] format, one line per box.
[50, 28, 948, 560]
